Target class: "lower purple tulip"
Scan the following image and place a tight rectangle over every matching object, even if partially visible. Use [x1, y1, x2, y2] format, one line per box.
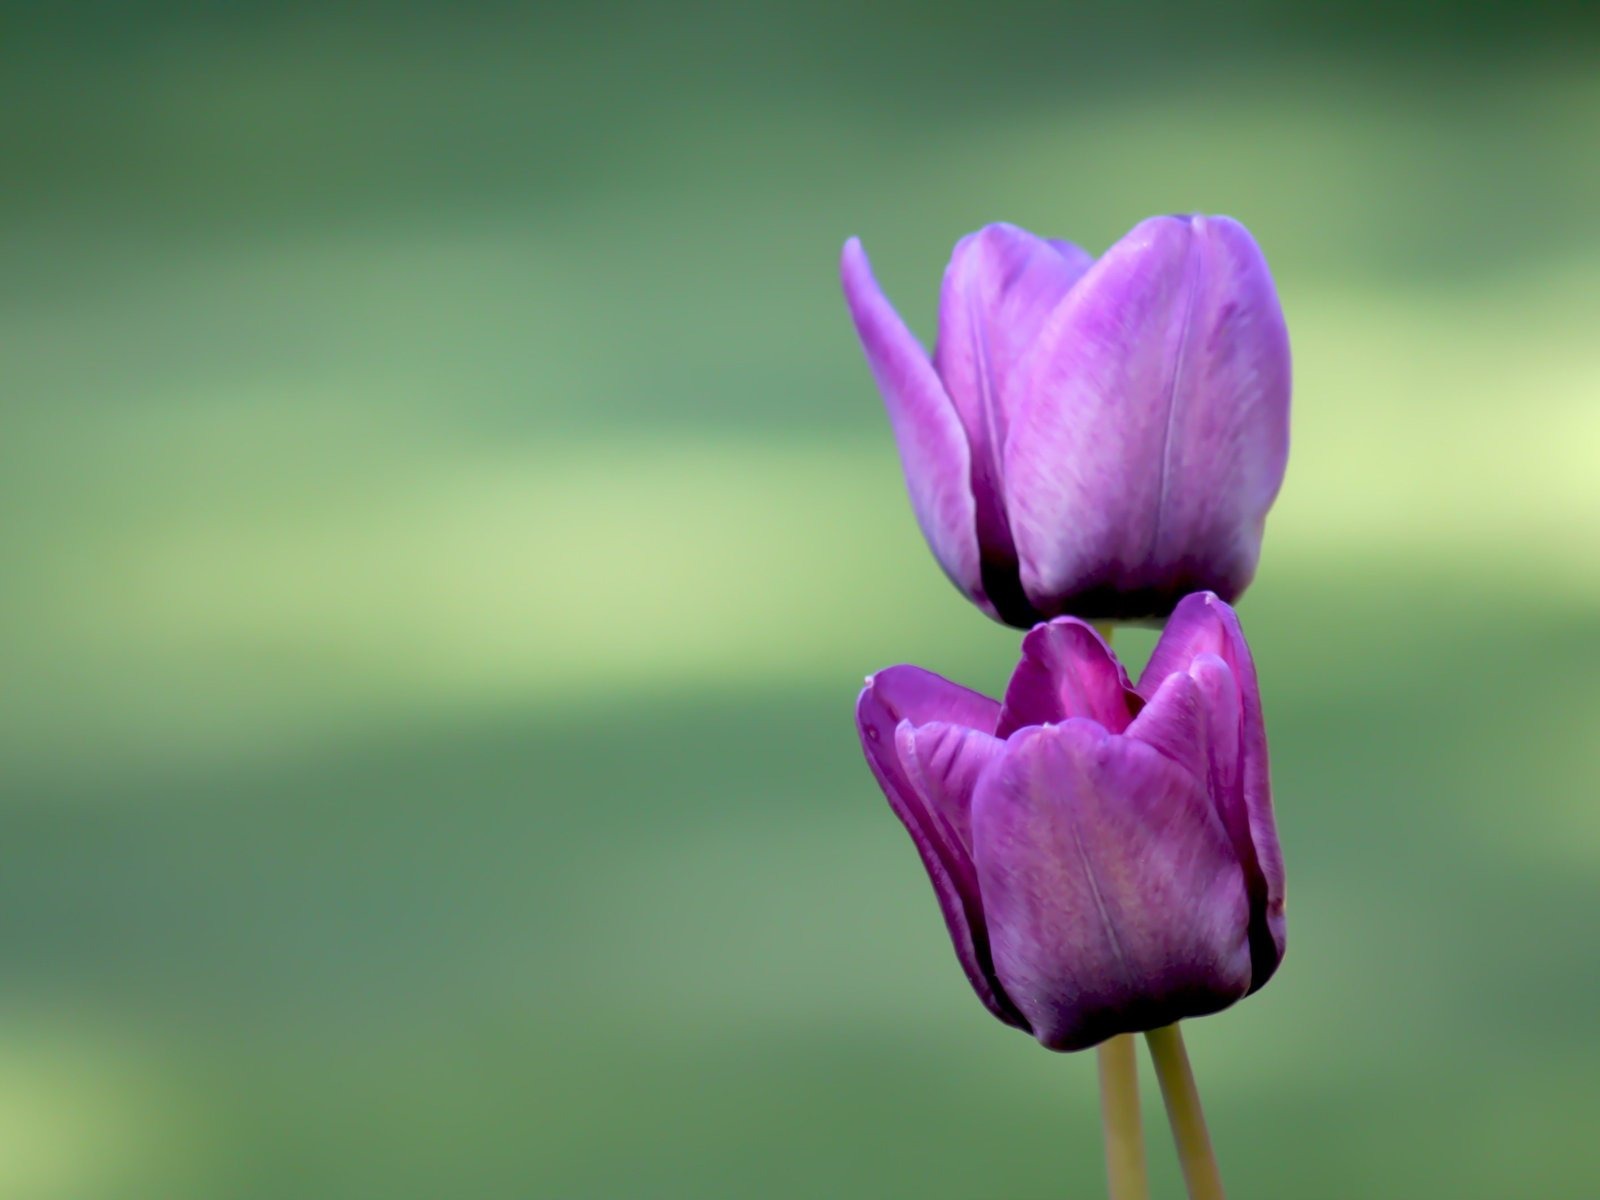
[856, 592, 1285, 1051]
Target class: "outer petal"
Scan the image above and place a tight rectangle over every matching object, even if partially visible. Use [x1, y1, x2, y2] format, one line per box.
[1146, 217, 1290, 600]
[996, 618, 1139, 738]
[1003, 215, 1290, 621]
[972, 721, 1253, 1051]
[857, 668, 1024, 1027]
[932, 226, 1094, 611]
[1140, 592, 1285, 988]
[1126, 657, 1261, 979]
[841, 239, 988, 613]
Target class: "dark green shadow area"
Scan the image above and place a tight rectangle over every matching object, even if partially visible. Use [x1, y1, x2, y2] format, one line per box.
[2, 581, 1596, 1196]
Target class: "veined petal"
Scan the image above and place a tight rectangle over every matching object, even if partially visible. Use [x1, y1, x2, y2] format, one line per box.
[1002, 216, 1192, 613]
[933, 226, 1094, 567]
[841, 238, 987, 611]
[972, 721, 1253, 1052]
[996, 618, 1139, 738]
[1003, 215, 1290, 620]
[934, 225, 1095, 443]
[857, 668, 1022, 1027]
[1140, 592, 1285, 987]
[899, 720, 1005, 855]
[1142, 216, 1290, 599]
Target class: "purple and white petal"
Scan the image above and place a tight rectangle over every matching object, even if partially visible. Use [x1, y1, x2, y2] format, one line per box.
[1002, 216, 1290, 620]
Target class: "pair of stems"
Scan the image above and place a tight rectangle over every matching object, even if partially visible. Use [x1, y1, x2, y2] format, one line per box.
[1097, 1026, 1224, 1200]
[1088, 625, 1224, 1199]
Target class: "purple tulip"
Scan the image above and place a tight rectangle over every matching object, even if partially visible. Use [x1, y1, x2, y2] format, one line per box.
[841, 217, 1291, 626]
[856, 592, 1284, 1051]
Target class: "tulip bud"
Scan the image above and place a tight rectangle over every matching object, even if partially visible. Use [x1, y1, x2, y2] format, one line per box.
[842, 217, 1290, 626]
[856, 593, 1284, 1051]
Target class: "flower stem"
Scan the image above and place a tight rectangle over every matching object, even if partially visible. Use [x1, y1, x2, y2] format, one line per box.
[1096, 1034, 1149, 1200]
[1145, 1023, 1226, 1200]
[1088, 623, 1147, 1199]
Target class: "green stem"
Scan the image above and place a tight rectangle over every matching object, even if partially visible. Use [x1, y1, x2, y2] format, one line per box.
[1145, 1024, 1226, 1200]
[1096, 1035, 1150, 1200]
[1088, 623, 1147, 1200]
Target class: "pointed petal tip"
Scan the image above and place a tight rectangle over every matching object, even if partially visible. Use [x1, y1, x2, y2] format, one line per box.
[1193, 211, 1265, 248]
[838, 234, 984, 601]
[1173, 590, 1229, 619]
[856, 663, 1004, 738]
[1000, 618, 1133, 737]
[1016, 614, 1112, 661]
[1122, 211, 1197, 246]
[838, 236, 875, 296]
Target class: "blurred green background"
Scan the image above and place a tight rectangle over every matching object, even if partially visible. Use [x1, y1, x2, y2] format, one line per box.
[3, 2, 1599, 1196]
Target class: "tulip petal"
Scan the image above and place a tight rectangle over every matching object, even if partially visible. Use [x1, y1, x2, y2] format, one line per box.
[972, 721, 1253, 1051]
[857, 668, 1024, 1027]
[934, 225, 1095, 444]
[1128, 658, 1258, 984]
[1124, 663, 1214, 780]
[932, 226, 1094, 610]
[841, 238, 987, 611]
[859, 662, 1001, 736]
[1140, 592, 1285, 988]
[900, 720, 1005, 855]
[1148, 216, 1290, 596]
[996, 618, 1139, 738]
[1003, 215, 1291, 620]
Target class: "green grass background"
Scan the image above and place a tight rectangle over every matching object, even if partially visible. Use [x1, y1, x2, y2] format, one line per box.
[2, 3, 1598, 1196]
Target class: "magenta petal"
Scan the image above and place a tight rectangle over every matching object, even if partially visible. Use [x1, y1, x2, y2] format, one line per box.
[841, 238, 988, 612]
[1141, 592, 1285, 987]
[856, 669, 1023, 1027]
[1003, 215, 1291, 619]
[1124, 664, 1214, 781]
[972, 721, 1253, 1051]
[1003, 216, 1193, 611]
[1128, 659, 1254, 977]
[900, 721, 1005, 855]
[910, 226, 1091, 626]
[933, 226, 1095, 528]
[996, 619, 1139, 738]
[864, 668, 998, 844]
[859, 662, 1001, 736]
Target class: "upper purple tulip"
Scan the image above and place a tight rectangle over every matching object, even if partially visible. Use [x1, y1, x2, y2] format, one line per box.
[856, 592, 1285, 1052]
[842, 216, 1291, 626]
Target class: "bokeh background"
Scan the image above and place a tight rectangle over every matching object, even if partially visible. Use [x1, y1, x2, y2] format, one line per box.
[4, 2, 1599, 1196]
